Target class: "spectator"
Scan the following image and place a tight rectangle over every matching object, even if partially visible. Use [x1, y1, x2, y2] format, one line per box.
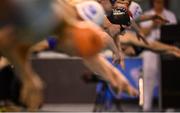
[140, 0, 177, 111]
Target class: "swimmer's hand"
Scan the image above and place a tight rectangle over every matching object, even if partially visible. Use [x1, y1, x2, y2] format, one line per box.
[168, 46, 180, 58]
[111, 76, 138, 97]
[21, 74, 44, 111]
[112, 52, 125, 69]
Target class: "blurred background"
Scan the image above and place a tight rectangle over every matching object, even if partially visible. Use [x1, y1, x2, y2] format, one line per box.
[39, 0, 180, 112]
[0, 0, 180, 112]
[137, 0, 180, 23]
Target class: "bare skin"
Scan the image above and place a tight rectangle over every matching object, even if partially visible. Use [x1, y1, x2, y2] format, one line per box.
[0, 0, 84, 111]
[83, 54, 138, 96]
[119, 31, 180, 57]
[31, 21, 138, 96]
[103, 17, 126, 68]
[31, 0, 137, 95]
[0, 1, 138, 111]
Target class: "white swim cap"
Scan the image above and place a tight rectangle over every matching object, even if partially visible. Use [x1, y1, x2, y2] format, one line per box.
[129, 1, 142, 19]
[75, 1, 105, 26]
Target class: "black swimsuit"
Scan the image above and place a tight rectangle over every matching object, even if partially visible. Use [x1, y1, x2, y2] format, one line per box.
[132, 45, 145, 56]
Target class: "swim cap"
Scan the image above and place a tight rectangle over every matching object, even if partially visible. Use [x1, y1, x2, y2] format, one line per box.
[75, 1, 105, 26]
[129, 1, 142, 19]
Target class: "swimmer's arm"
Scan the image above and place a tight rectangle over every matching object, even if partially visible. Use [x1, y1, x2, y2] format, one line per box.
[145, 41, 180, 57]
[102, 17, 112, 30]
[130, 20, 149, 44]
[103, 17, 121, 37]
[120, 33, 180, 57]
[103, 32, 118, 53]
[114, 36, 125, 68]
[30, 40, 49, 53]
[120, 32, 151, 49]
[102, 18, 125, 67]
[82, 54, 118, 89]
[102, 31, 125, 68]
[114, 35, 123, 54]
[99, 31, 119, 58]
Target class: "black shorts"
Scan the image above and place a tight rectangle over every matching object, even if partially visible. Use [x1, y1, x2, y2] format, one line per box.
[0, 65, 22, 106]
